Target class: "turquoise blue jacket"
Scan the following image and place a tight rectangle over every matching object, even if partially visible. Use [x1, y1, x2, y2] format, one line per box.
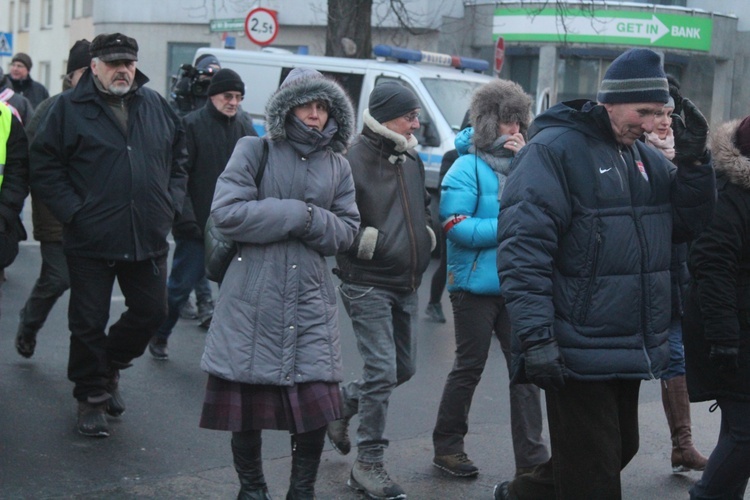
[440, 127, 504, 296]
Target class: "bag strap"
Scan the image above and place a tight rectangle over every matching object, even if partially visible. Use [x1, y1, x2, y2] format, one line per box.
[254, 138, 269, 186]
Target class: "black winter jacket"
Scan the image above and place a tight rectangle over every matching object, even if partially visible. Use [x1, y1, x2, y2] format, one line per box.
[29, 69, 188, 261]
[335, 111, 434, 292]
[497, 100, 715, 382]
[9, 76, 49, 109]
[684, 118, 750, 402]
[0, 107, 30, 265]
[173, 99, 256, 240]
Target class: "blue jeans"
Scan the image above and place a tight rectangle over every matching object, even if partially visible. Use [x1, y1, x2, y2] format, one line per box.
[155, 238, 207, 340]
[662, 318, 687, 380]
[433, 292, 549, 469]
[690, 398, 750, 499]
[17, 241, 70, 337]
[338, 282, 418, 463]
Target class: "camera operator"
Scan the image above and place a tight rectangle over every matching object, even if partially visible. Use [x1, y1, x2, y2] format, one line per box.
[170, 54, 220, 117]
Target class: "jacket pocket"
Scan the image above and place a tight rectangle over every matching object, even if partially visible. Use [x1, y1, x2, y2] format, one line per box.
[574, 229, 602, 325]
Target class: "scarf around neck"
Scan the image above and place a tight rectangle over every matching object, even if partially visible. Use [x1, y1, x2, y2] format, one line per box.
[470, 134, 515, 200]
[645, 128, 675, 160]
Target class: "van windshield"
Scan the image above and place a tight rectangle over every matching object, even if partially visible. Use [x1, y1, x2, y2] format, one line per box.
[422, 79, 483, 132]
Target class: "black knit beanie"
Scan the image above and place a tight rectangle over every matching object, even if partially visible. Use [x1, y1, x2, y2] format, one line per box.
[368, 81, 420, 123]
[597, 48, 669, 104]
[208, 68, 244, 96]
[67, 40, 92, 74]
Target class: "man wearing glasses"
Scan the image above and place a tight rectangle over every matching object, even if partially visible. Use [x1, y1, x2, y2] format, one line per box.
[330, 81, 435, 500]
[29, 33, 188, 437]
[148, 68, 256, 360]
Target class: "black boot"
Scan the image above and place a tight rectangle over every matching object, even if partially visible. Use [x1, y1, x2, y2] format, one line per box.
[286, 427, 325, 500]
[105, 360, 132, 417]
[232, 431, 272, 500]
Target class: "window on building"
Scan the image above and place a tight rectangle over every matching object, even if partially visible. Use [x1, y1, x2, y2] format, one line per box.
[8, 2, 15, 32]
[41, 0, 53, 28]
[557, 57, 603, 103]
[39, 61, 51, 91]
[19, 0, 30, 31]
[82, 0, 93, 17]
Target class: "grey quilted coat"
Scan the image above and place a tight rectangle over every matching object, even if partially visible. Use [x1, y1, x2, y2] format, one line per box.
[201, 68, 360, 385]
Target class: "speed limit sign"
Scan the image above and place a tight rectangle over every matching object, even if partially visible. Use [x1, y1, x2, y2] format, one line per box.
[245, 7, 279, 46]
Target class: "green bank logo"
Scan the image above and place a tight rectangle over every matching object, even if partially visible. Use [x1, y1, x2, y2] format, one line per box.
[494, 8, 712, 52]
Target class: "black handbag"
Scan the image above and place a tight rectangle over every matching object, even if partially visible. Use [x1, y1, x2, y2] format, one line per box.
[204, 138, 268, 283]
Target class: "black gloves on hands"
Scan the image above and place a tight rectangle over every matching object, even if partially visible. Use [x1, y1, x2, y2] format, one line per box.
[709, 342, 739, 376]
[174, 220, 203, 240]
[524, 338, 566, 391]
[672, 98, 710, 166]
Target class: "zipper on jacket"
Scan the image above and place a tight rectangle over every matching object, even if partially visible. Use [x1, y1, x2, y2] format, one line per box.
[615, 147, 627, 191]
[579, 230, 601, 324]
[395, 164, 419, 290]
[634, 213, 656, 380]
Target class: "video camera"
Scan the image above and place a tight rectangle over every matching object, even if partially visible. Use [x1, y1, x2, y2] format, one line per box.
[177, 63, 217, 97]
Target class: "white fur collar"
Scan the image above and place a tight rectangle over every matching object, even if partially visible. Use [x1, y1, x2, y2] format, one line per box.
[363, 108, 419, 153]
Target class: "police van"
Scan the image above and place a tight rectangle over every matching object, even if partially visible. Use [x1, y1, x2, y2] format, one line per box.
[193, 45, 495, 192]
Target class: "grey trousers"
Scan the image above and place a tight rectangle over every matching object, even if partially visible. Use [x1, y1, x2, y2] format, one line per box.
[338, 282, 418, 464]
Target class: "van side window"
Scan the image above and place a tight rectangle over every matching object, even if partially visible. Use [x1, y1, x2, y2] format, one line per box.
[280, 67, 364, 116]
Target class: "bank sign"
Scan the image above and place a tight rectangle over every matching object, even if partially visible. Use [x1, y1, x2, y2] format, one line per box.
[494, 8, 712, 52]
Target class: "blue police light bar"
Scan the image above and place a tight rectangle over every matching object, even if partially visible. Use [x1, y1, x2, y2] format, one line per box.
[373, 44, 489, 73]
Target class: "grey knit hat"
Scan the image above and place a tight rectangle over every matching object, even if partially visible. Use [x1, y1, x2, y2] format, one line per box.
[597, 48, 669, 104]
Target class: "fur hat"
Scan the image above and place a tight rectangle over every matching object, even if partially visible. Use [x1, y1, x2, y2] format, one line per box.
[90, 33, 138, 62]
[597, 48, 669, 104]
[67, 40, 92, 74]
[265, 67, 354, 152]
[470, 79, 532, 150]
[368, 81, 420, 124]
[11, 53, 32, 71]
[208, 69, 244, 96]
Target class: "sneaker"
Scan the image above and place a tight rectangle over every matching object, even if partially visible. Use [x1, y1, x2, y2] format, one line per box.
[327, 417, 351, 455]
[148, 337, 169, 360]
[15, 331, 36, 358]
[197, 299, 214, 329]
[433, 452, 479, 477]
[77, 400, 110, 437]
[179, 298, 198, 319]
[105, 366, 126, 417]
[348, 461, 406, 500]
[425, 302, 446, 323]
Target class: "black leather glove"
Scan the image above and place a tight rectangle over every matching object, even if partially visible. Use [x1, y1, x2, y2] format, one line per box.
[668, 82, 683, 116]
[672, 98, 709, 165]
[709, 342, 739, 376]
[524, 338, 565, 391]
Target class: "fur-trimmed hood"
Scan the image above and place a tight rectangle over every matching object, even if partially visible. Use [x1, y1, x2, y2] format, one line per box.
[265, 68, 354, 153]
[710, 118, 750, 190]
[470, 79, 532, 150]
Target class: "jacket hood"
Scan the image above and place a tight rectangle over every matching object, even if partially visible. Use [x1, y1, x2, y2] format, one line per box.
[455, 127, 474, 155]
[470, 79, 531, 150]
[529, 100, 615, 144]
[265, 67, 354, 153]
[710, 118, 750, 190]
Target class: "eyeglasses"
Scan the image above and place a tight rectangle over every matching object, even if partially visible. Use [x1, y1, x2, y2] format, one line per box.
[402, 112, 420, 123]
[221, 92, 244, 103]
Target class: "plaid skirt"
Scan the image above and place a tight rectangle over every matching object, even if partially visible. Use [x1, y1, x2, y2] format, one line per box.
[199, 374, 342, 434]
